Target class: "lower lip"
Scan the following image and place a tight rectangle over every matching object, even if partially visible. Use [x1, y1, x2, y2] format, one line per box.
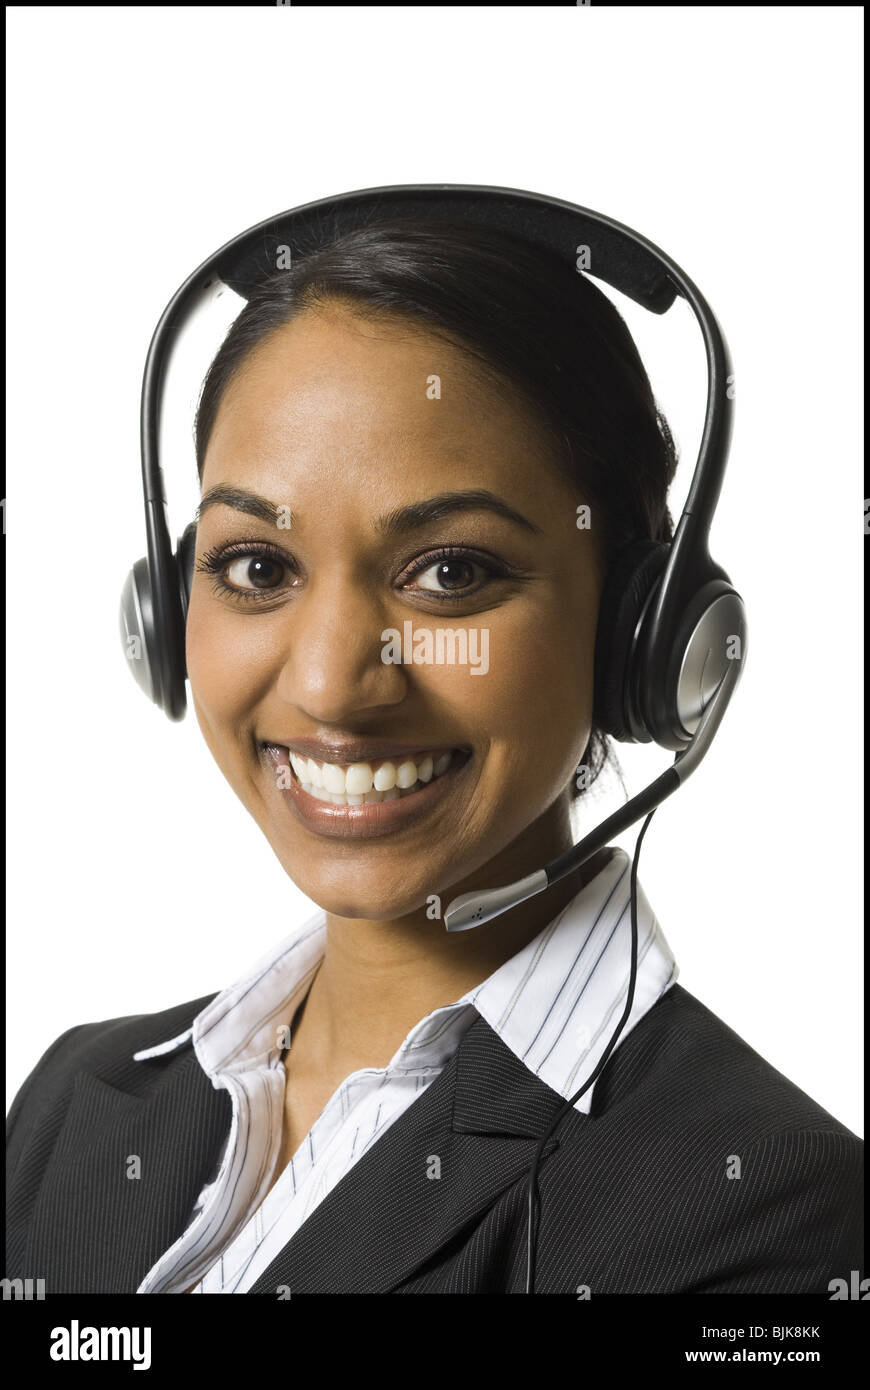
[262, 747, 473, 840]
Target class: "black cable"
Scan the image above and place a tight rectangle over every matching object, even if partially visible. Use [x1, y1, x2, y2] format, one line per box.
[524, 809, 657, 1294]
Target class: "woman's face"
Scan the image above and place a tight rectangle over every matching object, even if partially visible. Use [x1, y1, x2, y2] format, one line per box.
[187, 302, 605, 919]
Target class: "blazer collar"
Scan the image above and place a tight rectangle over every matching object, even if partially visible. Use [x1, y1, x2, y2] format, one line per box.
[25, 1043, 231, 1294]
[25, 1013, 577, 1294]
[246, 1014, 577, 1294]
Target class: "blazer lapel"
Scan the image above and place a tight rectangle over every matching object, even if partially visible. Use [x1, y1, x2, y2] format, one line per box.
[25, 1048, 231, 1293]
[248, 1014, 579, 1294]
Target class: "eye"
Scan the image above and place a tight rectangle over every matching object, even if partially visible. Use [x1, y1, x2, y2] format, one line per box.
[409, 557, 481, 593]
[224, 554, 286, 592]
[196, 541, 296, 602]
[399, 546, 514, 601]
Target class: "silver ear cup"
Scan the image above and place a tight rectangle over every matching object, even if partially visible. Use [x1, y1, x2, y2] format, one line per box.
[673, 586, 747, 738]
[119, 557, 157, 705]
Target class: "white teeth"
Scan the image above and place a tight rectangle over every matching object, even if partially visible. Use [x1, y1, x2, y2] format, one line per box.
[321, 761, 345, 793]
[345, 763, 373, 795]
[282, 748, 461, 804]
[373, 763, 396, 791]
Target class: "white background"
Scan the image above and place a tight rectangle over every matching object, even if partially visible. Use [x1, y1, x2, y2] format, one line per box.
[5, 6, 863, 1135]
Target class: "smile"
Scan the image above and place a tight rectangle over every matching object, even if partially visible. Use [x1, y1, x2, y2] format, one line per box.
[261, 743, 472, 838]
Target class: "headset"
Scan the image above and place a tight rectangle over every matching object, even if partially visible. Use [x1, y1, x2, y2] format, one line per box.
[120, 184, 747, 1294]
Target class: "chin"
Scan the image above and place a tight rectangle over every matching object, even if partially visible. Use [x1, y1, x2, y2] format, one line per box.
[299, 878, 444, 924]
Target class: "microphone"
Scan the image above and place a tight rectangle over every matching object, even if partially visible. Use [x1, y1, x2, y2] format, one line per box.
[443, 657, 741, 932]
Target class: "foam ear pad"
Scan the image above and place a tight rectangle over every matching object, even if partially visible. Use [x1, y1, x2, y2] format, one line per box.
[593, 540, 670, 742]
[177, 519, 197, 624]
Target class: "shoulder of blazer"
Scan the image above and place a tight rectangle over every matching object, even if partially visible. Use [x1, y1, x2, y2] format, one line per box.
[5, 991, 220, 1183]
[540, 983, 864, 1288]
[592, 983, 862, 1139]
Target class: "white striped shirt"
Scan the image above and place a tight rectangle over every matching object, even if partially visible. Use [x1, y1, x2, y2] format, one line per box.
[133, 846, 677, 1293]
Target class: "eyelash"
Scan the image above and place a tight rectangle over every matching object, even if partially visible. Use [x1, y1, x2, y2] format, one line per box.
[195, 540, 516, 605]
[196, 541, 292, 604]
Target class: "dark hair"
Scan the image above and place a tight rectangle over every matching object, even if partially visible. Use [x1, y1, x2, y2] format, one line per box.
[194, 220, 679, 802]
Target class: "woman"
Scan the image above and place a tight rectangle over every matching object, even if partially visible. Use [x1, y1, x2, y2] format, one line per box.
[6, 218, 863, 1295]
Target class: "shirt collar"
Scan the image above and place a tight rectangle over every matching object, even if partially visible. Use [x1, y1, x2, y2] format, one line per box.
[134, 847, 677, 1114]
[463, 847, 677, 1109]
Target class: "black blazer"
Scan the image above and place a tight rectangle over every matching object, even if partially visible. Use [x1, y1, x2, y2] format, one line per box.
[5, 983, 863, 1294]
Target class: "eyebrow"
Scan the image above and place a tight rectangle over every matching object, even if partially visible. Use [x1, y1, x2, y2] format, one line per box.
[195, 486, 283, 526]
[195, 485, 541, 536]
[376, 489, 540, 537]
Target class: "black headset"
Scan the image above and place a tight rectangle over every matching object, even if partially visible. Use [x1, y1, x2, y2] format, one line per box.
[119, 184, 748, 1294]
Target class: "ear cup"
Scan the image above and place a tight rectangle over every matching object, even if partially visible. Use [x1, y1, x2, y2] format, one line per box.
[593, 540, 670, 742]
[118, 520, 196, 719]
[658, 575, 747, 745]
[119, 556, 158, 707]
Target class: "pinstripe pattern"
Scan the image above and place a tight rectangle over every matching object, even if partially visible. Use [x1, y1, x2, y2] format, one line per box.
[131, 848, 676, 1292]
[242, 1000, 863, 1296]
[7, 854, 862, 1295]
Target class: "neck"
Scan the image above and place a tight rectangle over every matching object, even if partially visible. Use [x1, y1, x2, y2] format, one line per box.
[290, 796, 613, 1078]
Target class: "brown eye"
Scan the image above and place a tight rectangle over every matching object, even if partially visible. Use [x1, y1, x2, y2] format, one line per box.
[410, 558, 479, 592]
[224, 555, 286, 591]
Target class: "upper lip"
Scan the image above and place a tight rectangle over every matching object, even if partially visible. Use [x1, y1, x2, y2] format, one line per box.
[261, 737, 467, 764]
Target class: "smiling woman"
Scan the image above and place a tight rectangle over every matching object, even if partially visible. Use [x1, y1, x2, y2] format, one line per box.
[187, 223, 677, 885]
[185, 266, 622, 918]
[6, 199, 862, 1297]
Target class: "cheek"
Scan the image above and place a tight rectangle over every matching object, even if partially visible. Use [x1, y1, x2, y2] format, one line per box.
[185, 598, 275, 720]
[513, 627, 593, 746]
[424, 601, 594, 824]
[475, 599, 594, 737]
[497, 638, 592, 807]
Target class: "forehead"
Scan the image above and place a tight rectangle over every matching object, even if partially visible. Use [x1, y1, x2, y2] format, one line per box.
[201, 304, 572, 515]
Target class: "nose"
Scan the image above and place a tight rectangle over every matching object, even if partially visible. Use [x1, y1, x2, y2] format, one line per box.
[273, 571, 408, 724]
